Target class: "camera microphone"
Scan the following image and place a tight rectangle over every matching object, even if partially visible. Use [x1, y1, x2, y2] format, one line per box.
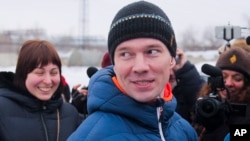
[201, 64, 222, 77]
[86, 66, 98, 78]
[246, 36, 250, 45]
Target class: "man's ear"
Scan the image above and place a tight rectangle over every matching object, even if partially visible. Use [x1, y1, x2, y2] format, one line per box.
[170, 57, 176, 68]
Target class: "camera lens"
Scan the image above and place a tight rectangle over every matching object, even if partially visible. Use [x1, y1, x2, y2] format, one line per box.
[197, 98, 220, 118]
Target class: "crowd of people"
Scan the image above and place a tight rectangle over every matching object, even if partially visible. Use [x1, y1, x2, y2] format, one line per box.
[0, 1, 249, 141]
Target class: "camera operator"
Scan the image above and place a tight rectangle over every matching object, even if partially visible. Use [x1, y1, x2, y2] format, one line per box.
[193, 47, 250, 141]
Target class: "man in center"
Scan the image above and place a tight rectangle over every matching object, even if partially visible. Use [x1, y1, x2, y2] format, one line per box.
[68, 1, 198, 140]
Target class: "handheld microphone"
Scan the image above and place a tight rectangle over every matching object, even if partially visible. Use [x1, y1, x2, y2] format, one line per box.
[201, 64, 222, 77]
[86, 66, 98, 78]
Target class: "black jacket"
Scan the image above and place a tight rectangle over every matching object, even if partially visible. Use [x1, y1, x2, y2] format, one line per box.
[173, 61, 205, 123]
[0, 71, 81, 141]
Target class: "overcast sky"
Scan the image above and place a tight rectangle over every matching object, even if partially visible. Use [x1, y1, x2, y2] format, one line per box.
[0, 0, 249, 39]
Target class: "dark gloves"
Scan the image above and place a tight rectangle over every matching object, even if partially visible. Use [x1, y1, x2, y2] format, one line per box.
[71, 88, 88, 118]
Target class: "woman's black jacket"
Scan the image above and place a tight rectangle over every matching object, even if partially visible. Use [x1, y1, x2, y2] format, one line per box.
[0, 71, 82, 141]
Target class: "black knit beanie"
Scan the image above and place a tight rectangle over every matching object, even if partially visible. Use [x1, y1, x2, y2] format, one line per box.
[108, 1, 177, 64]
[216, 47, 250, 79]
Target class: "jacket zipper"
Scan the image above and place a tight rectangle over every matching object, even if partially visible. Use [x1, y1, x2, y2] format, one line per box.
[157, 106, 166, 141]
[41, 105, 49, 141]
[156, 97, 166, 141]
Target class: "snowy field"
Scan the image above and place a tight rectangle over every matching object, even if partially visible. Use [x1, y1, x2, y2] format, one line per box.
[0, 50, 217, 89]
[0, 62, 215, 90]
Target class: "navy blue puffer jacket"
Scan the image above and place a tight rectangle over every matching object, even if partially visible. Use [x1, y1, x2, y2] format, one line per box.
[68, 66, 198, 141]
[0, 71, 82, 141]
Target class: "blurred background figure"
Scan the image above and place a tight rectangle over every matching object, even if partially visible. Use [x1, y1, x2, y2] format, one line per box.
[70, 51, 112, 117]
[61, 75, 71, 102]
[218, 38, 250, 54]
[101, 51, 112, 68]
[170, 48, 205, 123]
[70, 66, 98, 118]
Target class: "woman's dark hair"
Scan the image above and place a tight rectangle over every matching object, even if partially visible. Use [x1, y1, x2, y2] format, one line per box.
[13, 40, 62, 97]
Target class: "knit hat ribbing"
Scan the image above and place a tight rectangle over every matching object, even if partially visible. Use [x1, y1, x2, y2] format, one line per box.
[216, 47, 250, 79]
[108, 1, 176, 64]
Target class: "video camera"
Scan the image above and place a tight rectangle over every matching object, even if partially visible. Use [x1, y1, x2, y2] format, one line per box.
[194, 64, 231, 129]
[195, 64, 248, 129]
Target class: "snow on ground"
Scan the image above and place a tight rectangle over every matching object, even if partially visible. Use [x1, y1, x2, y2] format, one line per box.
[0, 50, 218, 89]
[0, 63, 215, 90]
[61, 66, 91, 89]
[186, 50, 218, 61]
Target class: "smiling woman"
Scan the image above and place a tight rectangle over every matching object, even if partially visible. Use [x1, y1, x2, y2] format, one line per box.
[0, 39, 82, 141]
[13, 40, 62, 100]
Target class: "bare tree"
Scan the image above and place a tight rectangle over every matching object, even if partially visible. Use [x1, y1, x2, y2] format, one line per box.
[178, 26, 226, 51]
[178, 26, 201, 51]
